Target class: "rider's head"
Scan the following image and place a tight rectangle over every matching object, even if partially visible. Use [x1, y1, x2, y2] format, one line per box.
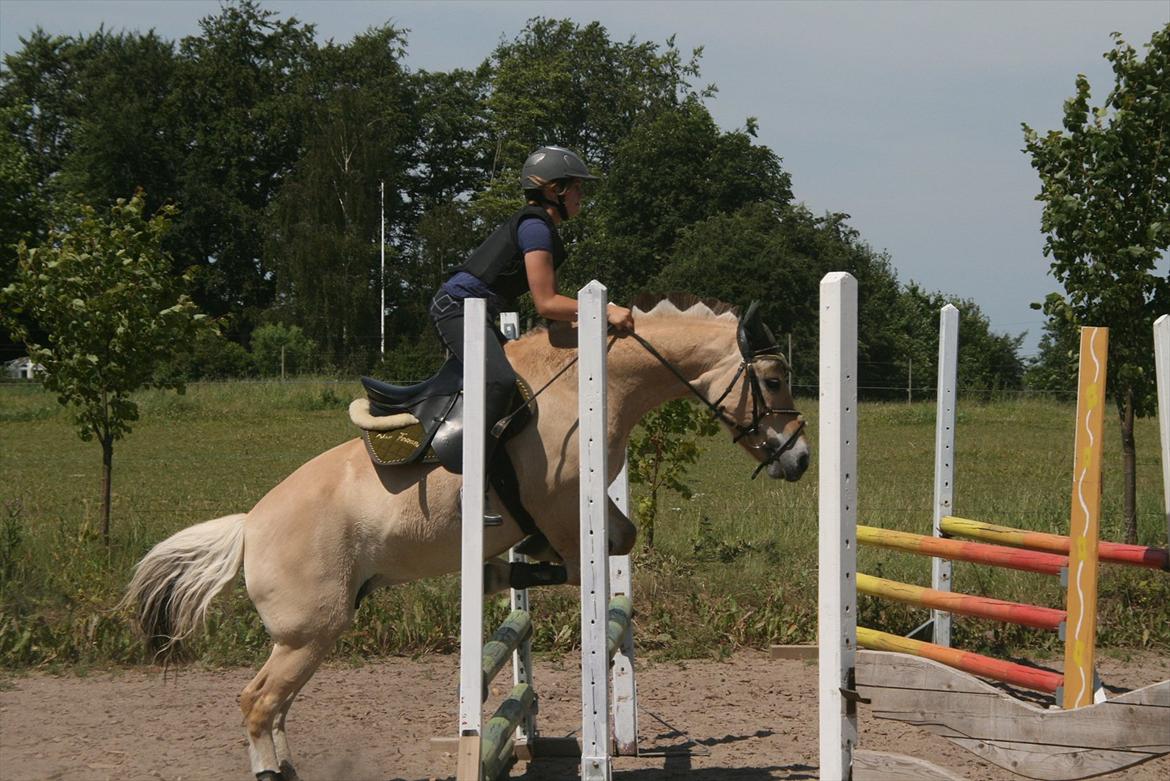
[520, 146, 598, 222]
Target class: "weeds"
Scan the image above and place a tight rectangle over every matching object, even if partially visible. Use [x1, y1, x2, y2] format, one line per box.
[0, 383, 1167, 670]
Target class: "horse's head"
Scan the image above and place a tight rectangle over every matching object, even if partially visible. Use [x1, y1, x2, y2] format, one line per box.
[721, 301, 809, 481]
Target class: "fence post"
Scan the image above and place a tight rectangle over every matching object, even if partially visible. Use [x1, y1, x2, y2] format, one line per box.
[818, 272, 859, 780]
[932, 305, 959, 646]
[457, 298, 487, 780]
[578, 281, 612, 781]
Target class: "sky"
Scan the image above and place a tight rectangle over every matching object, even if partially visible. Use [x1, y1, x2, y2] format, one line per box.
[2, 0, 1168, 356]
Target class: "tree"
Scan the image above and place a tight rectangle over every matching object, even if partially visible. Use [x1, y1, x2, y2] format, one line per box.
[1022, 26, 1170, 543]
[250, 322, 317, 377]
[0, 192, 212, 542]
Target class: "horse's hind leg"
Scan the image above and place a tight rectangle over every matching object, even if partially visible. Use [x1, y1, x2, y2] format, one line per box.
[240, 640, 332, 780]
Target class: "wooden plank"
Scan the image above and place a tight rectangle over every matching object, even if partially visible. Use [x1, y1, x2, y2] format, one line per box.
[456, 734, 482, 781]
[854, 750, 967, 781]
[818, 272, 860, 781]
[1064, 326, 1107, 709]
[856, 652, 1170, 780]
[770, 644, 818, 660]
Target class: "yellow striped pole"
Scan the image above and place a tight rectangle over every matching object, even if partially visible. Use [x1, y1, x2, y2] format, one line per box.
[941, 516, 1168, 570]
[1063, 326, 1107, 709]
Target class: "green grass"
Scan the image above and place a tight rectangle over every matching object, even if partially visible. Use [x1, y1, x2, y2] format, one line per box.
[0, 382, 1167, 670]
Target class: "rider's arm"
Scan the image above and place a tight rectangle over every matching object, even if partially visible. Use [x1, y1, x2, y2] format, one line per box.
[525, 250, 579, 322]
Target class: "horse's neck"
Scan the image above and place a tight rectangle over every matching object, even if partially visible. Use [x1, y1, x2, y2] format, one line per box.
[605, 317, 739, 437]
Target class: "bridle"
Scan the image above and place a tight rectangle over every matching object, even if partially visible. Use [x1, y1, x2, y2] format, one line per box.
[491, 310, 806, 479]
[625, 331, 806, 480]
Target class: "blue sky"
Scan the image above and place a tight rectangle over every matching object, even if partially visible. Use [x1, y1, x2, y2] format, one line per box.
[3, 0, 1168, 355]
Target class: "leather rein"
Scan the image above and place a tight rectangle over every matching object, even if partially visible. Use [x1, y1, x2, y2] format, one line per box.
[494, 329, 805, 480]
[625, 331, 806, 479]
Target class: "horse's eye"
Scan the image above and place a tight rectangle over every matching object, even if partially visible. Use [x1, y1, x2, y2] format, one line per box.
[764, 378, 783, 391]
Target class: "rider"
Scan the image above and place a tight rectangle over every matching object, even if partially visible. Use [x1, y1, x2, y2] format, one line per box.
[429, 145, 636, 429]
[429, 145, 636, 519]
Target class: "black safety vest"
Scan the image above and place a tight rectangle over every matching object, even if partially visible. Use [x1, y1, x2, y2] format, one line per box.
[454, 205, 567, 308]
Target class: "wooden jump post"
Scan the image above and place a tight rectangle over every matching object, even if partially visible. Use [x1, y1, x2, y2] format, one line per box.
[819, 274, 1170, 780]
[453, 284, 638, 781]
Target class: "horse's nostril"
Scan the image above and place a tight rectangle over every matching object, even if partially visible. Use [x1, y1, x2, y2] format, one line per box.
[797, 452, 809, 472]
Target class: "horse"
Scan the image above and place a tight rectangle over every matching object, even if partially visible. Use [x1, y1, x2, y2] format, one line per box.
[123, 294, 810, 781]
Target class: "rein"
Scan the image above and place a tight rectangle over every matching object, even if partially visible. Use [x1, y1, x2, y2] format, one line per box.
[626, 331, 805, 479]
[491, 327, 805, 480]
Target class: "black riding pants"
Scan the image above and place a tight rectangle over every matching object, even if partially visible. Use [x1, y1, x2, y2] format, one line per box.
[429, 292, 517, 443]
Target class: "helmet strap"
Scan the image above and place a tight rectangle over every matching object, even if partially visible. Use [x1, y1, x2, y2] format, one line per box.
[554, 193, 569, 221]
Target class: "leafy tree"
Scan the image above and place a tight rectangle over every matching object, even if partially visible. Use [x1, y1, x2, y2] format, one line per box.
[1022, 26, 1170, 543]
[0, 192, 211, 542]
[1024, 317, 1080, 397]
[266, 25, 418, 372]
[628, 400, 719, 549]
[171, 0, 315, 332]
[652, 202, 903, 395]
[250, 322, 317, 377]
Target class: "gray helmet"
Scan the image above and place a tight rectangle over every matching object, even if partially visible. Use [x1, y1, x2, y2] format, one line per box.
[519, 146, 599, 189]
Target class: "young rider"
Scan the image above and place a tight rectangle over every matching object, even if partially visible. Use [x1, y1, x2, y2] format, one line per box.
[428, 145, 635, 521]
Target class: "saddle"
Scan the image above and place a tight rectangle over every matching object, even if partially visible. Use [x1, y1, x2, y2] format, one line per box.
[353, 357, 533, 473]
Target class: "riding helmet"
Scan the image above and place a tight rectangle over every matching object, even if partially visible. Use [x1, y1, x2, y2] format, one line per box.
[519, 146, 599, 189]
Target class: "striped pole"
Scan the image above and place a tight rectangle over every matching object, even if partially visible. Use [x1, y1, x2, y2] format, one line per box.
[858, 525, 1067, 575]
[857, 573, 1065, 630]
[1063, 327, 1107, 710]
[941, 516, 1169, 571]
[858, 627, 1063, 693]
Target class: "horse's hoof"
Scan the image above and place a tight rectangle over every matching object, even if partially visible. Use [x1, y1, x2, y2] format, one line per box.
[256, 771, 285, 781]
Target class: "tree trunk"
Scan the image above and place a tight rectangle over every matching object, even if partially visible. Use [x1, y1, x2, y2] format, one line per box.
[1120, 388, 1137, 545]
[101, 437, 113, 545]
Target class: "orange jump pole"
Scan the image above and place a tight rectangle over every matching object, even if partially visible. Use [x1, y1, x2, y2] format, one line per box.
[941, 516, 1169, 571]
[856, 573, 1066, 630]
[857, 626, 1064, 693]
[857, 525, 1067, 575]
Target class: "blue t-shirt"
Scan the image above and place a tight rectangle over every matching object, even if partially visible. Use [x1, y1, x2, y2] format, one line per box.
[516, 215, 553, 254]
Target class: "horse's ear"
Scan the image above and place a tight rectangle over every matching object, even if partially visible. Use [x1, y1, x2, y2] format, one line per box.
[737, 301, 778, 359]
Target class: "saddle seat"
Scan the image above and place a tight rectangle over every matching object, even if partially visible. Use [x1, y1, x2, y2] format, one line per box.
[360, 358, 462, 411]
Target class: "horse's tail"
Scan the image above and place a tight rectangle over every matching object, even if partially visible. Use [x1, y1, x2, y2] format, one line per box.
[122, 513, 247, 659]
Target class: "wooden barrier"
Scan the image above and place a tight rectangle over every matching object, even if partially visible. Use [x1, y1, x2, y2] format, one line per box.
[818, 275, 1170, 780]
[453, 286, 638, 781]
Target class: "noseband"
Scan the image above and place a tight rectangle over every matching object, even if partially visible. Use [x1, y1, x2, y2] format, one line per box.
[626, 332, 806, 479]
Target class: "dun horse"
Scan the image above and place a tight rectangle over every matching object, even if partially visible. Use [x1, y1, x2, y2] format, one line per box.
[124, 295, 810, 780]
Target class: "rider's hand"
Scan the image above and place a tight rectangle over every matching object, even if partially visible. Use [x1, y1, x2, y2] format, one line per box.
[606, 304, 635, 333]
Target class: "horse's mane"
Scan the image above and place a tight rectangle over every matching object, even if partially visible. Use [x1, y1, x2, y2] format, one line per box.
[629, 292, 740, 321]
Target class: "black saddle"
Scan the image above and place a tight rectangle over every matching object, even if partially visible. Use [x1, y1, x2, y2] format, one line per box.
[358, 357, 531, 474]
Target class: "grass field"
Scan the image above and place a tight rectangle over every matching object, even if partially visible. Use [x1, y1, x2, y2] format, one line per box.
[1, 379, 1167, 670]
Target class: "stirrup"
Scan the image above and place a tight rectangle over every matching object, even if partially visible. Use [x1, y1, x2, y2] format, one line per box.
[460, 486, 503, 526]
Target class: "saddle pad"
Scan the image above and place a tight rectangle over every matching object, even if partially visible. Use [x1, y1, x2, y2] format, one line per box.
[362, 425, 439, 467]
